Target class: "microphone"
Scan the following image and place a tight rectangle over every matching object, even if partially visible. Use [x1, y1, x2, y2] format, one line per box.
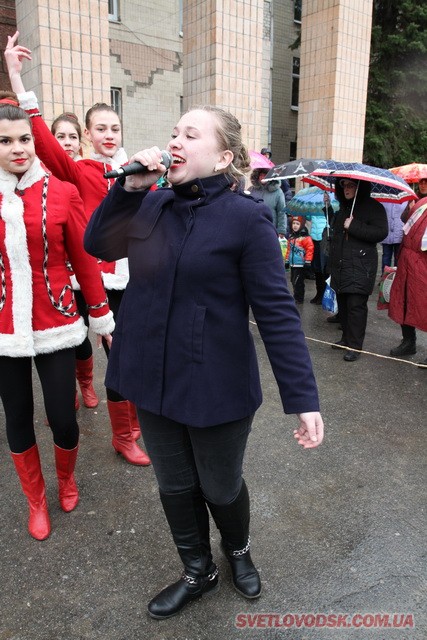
[103, 150, 173, 179]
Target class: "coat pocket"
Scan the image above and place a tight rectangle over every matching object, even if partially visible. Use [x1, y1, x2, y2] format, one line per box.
[192, 305, 206, 363]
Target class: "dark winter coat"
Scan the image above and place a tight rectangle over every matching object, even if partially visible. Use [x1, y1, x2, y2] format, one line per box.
[329, 181, 388, 296]
[84, 174, 320, 428]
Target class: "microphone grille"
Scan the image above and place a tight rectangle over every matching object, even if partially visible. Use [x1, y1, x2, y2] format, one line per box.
[161, 150, 173, 170]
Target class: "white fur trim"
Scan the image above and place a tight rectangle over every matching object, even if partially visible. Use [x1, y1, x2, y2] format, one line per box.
[17, 90, 39, 111]
[0, 332, 35, 357]
[88, 310, 115, 335]
[90, 148, 128, 170]
[102, 273, 128, 290]
[34, 318, 87, 354]
[0, 183, 34, 356]
[102, 259, 129, 290]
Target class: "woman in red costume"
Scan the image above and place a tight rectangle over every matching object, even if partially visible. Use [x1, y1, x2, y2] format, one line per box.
[0, 94, 115, 540]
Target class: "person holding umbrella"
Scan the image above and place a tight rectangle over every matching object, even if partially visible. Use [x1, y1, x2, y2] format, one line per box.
[328, 179, 388, 361]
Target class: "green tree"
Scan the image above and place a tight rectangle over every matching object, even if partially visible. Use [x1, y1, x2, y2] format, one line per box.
[364, 0, 427, 167]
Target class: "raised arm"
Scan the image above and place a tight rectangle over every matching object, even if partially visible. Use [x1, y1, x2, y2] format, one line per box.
[4, 31, 82, 185]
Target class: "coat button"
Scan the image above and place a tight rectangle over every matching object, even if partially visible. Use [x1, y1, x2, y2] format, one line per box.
[191, 184, 199, 193]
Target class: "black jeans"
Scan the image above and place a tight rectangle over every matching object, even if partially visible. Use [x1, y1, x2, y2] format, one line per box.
[0, 349, 79, 453]
[137, 410, 253, 505]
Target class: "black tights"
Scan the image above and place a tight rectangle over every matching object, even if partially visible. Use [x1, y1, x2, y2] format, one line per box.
[0, 349, 79, 453]
[76, 288, 124, 403]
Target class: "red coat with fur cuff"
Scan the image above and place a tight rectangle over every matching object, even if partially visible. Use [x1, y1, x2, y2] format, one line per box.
[0, 160, 114, 357]
[20, 91, 129, 291]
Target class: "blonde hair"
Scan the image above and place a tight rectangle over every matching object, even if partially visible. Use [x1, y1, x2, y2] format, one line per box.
[186, 106, 251, 183]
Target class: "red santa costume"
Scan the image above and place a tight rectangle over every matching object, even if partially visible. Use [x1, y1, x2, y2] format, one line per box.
[0, 152, 115, 541]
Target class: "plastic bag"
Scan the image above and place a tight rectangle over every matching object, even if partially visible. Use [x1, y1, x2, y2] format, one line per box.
[377, 266, 397, 310]
[279, 236, 288, 265]
[322, 276, 338, 314]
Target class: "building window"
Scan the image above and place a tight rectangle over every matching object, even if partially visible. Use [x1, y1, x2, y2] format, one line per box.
[294, 0, 302, 23]
[290, 141, 297, 162]
[111, 87, 122, 119]
[291, 57, 300, 109]
[108, 0, 120, 22]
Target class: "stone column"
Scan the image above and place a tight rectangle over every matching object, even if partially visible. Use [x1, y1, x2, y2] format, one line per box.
[297, 0, 373, 162]
[15, 0, 110, 127]
[183, 0, 265, 150]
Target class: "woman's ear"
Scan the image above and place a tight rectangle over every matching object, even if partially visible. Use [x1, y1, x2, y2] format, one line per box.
[215, 150, 234, 172]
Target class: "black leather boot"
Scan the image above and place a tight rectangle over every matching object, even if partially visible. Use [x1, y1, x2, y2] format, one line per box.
[390, 338, 416, 357]
[148, 488, 219, 620]
[207, 480, 261, 599]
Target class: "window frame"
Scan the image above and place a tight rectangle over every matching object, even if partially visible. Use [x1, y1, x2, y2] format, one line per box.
[108, 0, 120, 22]
[291, 56, 300, 110]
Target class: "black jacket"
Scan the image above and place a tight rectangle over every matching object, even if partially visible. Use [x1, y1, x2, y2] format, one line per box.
[329, 181, 388, 295]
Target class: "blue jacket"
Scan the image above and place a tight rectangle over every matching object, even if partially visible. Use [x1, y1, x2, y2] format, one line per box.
[84, 174, 319, 427]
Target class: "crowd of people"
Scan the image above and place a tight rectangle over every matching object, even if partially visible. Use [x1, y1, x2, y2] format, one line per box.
[1, 28, 425, 622]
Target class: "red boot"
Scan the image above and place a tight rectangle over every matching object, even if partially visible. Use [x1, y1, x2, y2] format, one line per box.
[54, 444, 79, 512]
[76, 355, 99, 408]
[11, 444, 51, 541]
[128, 402, 142, 440]
[108, 400, 151, 466]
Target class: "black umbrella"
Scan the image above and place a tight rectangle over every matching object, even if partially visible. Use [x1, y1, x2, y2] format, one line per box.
[262, 158, 325, 182]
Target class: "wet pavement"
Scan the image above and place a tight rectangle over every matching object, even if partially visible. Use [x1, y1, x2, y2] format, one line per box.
[0, 278, 425, 640]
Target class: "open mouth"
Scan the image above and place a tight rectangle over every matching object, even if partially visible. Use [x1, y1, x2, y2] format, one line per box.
[171, 154, 185, 167]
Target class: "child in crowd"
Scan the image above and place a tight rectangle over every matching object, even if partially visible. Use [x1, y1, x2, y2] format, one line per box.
[285, 216, 314, 304]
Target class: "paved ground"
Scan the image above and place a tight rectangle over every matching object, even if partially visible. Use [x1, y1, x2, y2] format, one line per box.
[0, 278, 425, 640]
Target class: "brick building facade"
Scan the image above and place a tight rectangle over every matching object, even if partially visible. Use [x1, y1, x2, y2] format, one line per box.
[0, 1, 371, 163]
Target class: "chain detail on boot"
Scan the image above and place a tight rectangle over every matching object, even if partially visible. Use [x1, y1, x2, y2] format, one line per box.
[148, 488, 218, 619]
[11, 445, 51, 541]
[54, 445, 79, 512]
[108, 400, 151, 465]
[148, 565, 219, 619]
[221, 538, 261, 599]
[76, 356, 99, 408]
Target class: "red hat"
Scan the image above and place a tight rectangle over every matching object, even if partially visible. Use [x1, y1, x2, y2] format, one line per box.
[291, 216, 305, 225]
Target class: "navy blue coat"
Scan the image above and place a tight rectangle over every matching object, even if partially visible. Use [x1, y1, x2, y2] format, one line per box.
[84, 174, 320, 427]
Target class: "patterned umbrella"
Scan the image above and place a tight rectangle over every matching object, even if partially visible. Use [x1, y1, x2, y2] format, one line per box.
[305, 160, 417, 204]
[389, 163, 427, 184]
[263, 158, 324, 181]
[285, 187, 340, 216]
